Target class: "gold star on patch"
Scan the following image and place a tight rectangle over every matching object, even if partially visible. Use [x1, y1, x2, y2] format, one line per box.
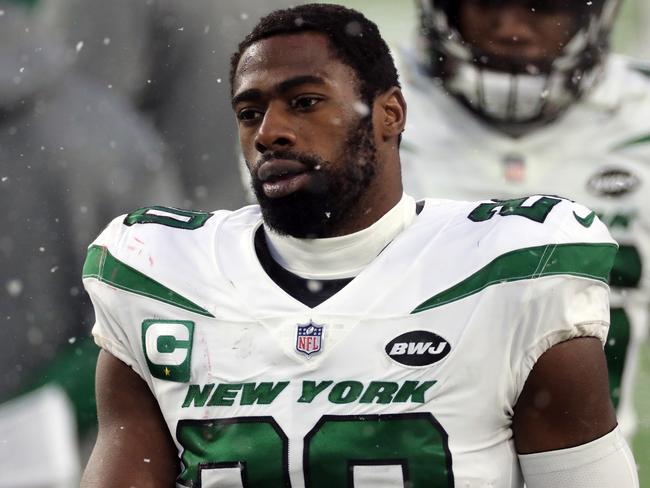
[164, 367, 171, 376]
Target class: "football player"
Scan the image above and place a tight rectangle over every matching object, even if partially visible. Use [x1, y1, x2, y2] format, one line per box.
[400, 0, 650, 444]
[80, 4, 638, 487]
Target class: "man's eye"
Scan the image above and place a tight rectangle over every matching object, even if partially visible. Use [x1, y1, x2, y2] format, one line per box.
[237, 108, 263, 122]
[290, 96, 322, 110]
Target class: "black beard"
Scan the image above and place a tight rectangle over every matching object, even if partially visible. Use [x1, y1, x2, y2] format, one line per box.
[250, 118, 378, 238]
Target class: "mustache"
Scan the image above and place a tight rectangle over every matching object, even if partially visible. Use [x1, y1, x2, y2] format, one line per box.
[255, 150, 324, 170]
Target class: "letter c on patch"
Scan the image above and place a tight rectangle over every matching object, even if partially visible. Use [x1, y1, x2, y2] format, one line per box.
[142, 319, 194, 382]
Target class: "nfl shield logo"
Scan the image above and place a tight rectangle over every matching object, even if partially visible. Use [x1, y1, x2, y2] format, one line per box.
[503, 153, 526, 183]
[296, 322, 324, 357]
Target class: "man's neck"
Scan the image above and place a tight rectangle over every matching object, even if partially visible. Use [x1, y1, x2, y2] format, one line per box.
[263, 194, 417, 280]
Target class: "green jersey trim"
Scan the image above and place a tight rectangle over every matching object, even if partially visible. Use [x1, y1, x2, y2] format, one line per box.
[612, 133, 650, 151]
[83, 245, 215, 318]
[631, 64, 650, 79]
[412, 243, 617, 313]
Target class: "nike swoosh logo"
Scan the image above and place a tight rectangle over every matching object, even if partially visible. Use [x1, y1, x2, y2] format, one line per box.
[573, 210, 596, 228]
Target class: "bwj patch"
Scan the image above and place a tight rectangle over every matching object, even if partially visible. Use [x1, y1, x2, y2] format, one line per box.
[296, 322, 323, 357]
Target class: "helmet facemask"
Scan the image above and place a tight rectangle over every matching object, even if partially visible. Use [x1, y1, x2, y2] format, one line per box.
[417, 0, 622, 136]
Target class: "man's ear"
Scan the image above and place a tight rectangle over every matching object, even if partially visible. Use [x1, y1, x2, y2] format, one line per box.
[375, 86, 407, 142]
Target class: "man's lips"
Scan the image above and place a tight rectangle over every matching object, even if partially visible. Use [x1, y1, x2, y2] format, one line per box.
[257, 159, 312, 198]
[257, 159, 309, 182]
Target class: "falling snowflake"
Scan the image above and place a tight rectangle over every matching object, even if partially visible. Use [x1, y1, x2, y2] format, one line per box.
[345, 21, 362, 36]
[6, 279, 23, 297]
[76, 41, 84, 52]
[307, 280, 323, 293]
[27, 326, 43, 346]
[525, 64, 540, 75]
[353, 101, 370, 117]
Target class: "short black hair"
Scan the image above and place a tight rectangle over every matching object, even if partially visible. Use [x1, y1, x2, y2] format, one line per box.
[230, 3, 400, 107]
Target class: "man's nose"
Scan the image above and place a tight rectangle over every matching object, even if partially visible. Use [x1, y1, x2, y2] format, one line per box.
[254, 102, 296, 153]
[491, 6, 536, 45]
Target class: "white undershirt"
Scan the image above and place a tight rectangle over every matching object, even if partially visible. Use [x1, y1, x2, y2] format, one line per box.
[264, 194, 417, 280]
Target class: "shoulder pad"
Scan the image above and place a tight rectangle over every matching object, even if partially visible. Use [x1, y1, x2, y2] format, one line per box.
[81, 206, 235, 318]
[464, 195, 615, 246]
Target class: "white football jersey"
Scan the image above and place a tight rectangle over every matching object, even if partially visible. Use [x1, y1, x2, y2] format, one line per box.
[400, 52, 650, 439]
[83, 199, 615, 488]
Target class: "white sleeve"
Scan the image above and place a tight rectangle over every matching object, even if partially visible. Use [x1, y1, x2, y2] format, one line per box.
[519, 427, 639, 487]
[507, 202, 616, 402]
[507, 274, 611, 404]
[82, 216, 149, 380]
[84, 278, 147, 381]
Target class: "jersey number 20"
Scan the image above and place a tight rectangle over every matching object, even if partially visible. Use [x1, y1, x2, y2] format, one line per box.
[176, 413, 454, 487]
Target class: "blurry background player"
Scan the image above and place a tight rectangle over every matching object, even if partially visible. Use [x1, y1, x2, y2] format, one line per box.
[398, 0, 650, 456]
[0, 0, 182, 485]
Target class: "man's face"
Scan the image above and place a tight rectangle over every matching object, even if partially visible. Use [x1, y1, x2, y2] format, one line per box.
[232, 33, 378, 238]
[457, 0, 578, 67]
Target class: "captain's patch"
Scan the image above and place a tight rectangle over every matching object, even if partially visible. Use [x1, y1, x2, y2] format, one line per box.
[142, 319, 194, 382]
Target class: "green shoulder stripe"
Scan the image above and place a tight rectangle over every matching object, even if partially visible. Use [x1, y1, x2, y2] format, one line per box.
[83, 245, 215, 318]
[631, 64, 650, 79]
[411, 243, 617, 314]
[612, 133, 650, 152]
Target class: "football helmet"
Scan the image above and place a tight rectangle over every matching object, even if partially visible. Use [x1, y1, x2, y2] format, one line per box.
[417, 0, 622, 135]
